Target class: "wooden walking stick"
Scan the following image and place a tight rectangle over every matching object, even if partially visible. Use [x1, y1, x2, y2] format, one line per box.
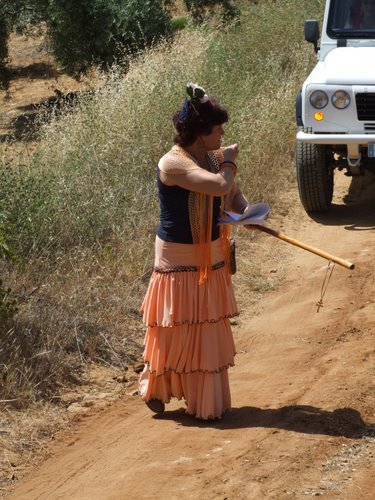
[252, 225, 355, 270]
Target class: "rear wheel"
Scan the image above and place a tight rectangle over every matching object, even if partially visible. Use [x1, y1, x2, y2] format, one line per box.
[296, 134, 334, 212]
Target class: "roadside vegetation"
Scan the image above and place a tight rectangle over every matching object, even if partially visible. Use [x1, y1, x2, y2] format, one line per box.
[0, 0, 323, 406]
[0, 0, 239, 88]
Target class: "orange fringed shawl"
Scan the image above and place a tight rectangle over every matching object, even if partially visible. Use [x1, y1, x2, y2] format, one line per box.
[159, 146, 232, 284]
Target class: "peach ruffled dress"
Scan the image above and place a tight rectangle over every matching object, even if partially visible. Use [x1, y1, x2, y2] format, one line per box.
[139, 146, 239, 420]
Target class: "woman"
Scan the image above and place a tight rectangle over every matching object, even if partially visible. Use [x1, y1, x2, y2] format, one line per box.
[139, 83, 249, 420]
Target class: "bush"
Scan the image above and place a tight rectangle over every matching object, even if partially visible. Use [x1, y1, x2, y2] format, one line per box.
[0, 0, 173, 79]
[0, 0, 241, 83]
[46, 0, 172, 75]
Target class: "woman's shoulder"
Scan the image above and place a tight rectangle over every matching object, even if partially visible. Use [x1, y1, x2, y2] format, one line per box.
[159, 146, 201, 175]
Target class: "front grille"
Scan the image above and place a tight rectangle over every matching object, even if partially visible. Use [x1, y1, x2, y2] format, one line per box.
[356, 93, 375, 121]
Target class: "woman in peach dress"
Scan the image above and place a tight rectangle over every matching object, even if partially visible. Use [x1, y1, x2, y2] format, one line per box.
[139, 83, 249, 420]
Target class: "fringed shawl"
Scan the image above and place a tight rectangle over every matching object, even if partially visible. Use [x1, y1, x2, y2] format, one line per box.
[159, 145, 231, 284]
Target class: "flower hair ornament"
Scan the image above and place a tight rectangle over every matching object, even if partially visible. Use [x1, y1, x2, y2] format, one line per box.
[186, 82, 209, 103]
[179, 82, 209, 122]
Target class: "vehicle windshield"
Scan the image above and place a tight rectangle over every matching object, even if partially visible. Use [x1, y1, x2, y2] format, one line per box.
[328, 0, 375, 38]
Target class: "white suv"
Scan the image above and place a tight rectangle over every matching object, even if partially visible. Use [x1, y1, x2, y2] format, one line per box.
[296, 0, 375, 212]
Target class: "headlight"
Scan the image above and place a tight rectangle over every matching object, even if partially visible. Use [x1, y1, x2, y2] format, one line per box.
[332, 90, 351, 109]
[309, 90, 329, 109]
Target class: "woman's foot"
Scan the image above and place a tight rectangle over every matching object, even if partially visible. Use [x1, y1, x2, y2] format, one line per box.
[145, 399, 165, 414]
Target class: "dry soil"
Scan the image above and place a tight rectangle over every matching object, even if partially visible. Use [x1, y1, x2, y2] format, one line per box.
[6, 171, 375, 500]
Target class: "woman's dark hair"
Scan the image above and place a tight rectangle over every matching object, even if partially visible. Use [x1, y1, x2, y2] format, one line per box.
[173, 98, 229, 147]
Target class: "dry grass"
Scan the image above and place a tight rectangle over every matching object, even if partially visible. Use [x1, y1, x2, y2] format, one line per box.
[0, 363, 137, 497]
[0, 26, 211, 406]
[172, 0, 188, 16]
[0, 0, 323, 490]
[0, 404, 68, 492]
[0, 0, 322, 404]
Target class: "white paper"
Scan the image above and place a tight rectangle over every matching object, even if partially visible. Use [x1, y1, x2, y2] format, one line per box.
[220, 202, 270, 226]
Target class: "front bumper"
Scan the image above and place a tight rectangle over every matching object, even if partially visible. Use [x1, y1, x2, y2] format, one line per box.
[297, 130, 375, 145]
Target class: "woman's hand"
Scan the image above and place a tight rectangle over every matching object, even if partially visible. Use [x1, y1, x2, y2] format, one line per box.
[223, 143, 239, 162]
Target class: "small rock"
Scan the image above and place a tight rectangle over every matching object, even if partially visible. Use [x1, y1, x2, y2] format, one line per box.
[81, 399, 95, 408]
[60, 392, 83, 405]
[126, 389, 139, 397]
[93, 392, 112, 400]
[67, 402, 90, 414]
[3, 451, 19, 466]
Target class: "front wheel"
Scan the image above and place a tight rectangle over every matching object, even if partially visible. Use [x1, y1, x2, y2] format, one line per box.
[296, 138, 334, 213]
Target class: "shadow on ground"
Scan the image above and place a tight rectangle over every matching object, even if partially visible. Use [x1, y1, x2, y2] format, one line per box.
[310, 203, 375, 231]
[0, 90, 94, 142]
[157, 404, 375, 438]
[10, 62, 60, 81]
[308, 173, 375, 230]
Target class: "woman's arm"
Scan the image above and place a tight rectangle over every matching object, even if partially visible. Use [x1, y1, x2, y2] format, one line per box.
[159, 166, 236, 196]
[159, 144, 239, 196]
[225, 183, 249, 213]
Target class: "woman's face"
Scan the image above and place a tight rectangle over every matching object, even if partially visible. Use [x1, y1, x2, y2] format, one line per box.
[201, 124, 225, 151]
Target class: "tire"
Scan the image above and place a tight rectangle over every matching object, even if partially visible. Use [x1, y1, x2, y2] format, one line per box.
[296, 134, 334, 213]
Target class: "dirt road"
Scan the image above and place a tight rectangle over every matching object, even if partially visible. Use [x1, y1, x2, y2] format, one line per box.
[9, 171, 375, 499]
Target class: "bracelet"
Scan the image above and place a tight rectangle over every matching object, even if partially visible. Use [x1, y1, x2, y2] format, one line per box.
[220, 160, 237, 175]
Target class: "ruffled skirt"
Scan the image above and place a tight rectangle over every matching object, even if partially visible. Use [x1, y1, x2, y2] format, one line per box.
[139, 236, 238, 419]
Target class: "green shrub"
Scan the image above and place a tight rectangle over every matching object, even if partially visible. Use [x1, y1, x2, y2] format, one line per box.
[46, 0, 172, 75]
[171, 16, 189, 30]
[0, 161, 58, 255]
[0, 0, 173, 79]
